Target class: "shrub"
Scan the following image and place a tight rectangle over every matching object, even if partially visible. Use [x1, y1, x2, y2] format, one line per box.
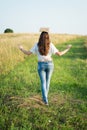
[4, 28, 14, 33]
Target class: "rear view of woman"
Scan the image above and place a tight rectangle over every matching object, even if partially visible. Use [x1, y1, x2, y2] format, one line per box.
[19, 31, 72, 105]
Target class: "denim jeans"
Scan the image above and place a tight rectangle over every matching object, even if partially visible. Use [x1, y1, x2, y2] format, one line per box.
[38, 61, 54, 104]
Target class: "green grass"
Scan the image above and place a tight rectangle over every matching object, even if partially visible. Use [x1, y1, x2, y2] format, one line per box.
[0, 37, 87, 130]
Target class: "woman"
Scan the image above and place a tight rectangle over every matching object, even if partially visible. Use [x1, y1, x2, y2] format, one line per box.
[19, 31, 72, 105]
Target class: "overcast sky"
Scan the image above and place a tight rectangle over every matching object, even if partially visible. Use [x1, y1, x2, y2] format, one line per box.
[0, 0, 87, 35]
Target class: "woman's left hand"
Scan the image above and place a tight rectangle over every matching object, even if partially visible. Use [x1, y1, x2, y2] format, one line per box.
[19, 45, 23, 50]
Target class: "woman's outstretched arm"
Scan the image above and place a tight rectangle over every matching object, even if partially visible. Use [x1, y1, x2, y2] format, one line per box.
[55, 45, 72, 56]
[19, 45, 32, 55]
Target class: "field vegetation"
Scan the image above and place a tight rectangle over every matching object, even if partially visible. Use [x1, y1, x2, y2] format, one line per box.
[0, 33, 87, 130]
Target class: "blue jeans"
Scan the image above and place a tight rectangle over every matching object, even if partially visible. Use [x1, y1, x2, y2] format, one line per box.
[38, 61, 54, 104]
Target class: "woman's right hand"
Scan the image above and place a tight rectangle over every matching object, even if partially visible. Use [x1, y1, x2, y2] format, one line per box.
[67, 44, 72, 49]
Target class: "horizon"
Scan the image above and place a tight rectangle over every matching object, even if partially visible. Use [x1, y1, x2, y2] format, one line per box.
[0, 32, 85, 37]
[0, 0, 87, 35]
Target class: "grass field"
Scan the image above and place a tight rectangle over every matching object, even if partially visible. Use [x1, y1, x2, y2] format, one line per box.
[0, 33, 87, 130]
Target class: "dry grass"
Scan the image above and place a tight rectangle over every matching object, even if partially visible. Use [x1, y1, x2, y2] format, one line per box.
[50, 33, 80, 44]
[0, 33, 38, 74]
[4, 94, 67, 110]
[0, 33, 80, 74]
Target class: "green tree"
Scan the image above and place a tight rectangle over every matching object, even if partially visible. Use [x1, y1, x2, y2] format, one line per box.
[4, 28, 14, 33]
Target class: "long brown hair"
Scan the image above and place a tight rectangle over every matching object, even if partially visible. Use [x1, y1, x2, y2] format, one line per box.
[38, 31, 50, 56]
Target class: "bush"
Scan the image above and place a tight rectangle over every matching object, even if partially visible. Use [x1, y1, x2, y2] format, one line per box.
[4, 28, 14, 33]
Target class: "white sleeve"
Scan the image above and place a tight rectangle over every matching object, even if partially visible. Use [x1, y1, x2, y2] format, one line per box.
[51, 43, 59, 54]
[30, 43, 37, 54]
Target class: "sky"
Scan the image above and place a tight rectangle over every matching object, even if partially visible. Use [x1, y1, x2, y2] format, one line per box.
[0, 0, 87, 35]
